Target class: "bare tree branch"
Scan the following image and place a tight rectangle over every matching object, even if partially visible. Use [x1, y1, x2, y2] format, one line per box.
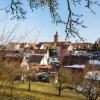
[0, 0, 100, 40]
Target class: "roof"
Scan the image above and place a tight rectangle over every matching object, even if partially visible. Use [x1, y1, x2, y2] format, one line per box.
[62, 55, 89, 66]
[39, 41, 72, 47]
[64, 64, 85, 69]
[33, 49, 47, 54]
[30, 43, 36, 48]
[28, 55, 44, 64]
[36, 43, 43, 48]
[9, 42, 36, 48]
[31, 65, 52, 69]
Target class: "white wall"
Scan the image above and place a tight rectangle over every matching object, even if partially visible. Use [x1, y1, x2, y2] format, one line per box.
[40, 57, 48, 66]
[20, 56, 30, 70]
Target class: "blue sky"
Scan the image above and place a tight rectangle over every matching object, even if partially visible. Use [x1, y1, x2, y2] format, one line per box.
[0, 0, 100, 43]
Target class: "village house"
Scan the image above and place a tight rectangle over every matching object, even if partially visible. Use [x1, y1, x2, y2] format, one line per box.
[7, 41, 21, 50]
[36, 43, 47, 49]
[62, 55, 89, 66]
[74, 42, 93, 50]
[39, 32, 75, 58]
[7, 42, 36, 50]
[62, 55, 89, 75]
[57, 42, 74, 57]
[28, 55, 48, 66]
[0, 48, 51, 79]
[27, 54, 51, 72]
[20, 56, 30, 71]
[24, 50, 34, 58]
[32, 49, 49, 59]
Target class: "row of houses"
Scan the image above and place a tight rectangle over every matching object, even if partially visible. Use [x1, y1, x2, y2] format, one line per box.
[6, 32, 94, 54]
[1, 47, 99, 73]
[0, 32, 99, 78]
[0, 48, 50, 72]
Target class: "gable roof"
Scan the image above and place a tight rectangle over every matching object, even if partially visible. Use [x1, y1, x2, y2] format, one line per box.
[36, 43, 43, 48]
[39, 41, 71, 45]
[62, 55, 89, 66]
[28, 55, 44, 64]
[65, 64, 85, 69]
[33, 49, 47, 54]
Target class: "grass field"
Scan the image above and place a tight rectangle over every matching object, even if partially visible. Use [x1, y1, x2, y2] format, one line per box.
[0, 81, 100, 100]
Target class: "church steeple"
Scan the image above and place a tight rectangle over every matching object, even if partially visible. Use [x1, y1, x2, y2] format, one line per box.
[54, 31, 59, 43]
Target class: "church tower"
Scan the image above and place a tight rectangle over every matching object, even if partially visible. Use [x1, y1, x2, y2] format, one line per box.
[54, 31, 59, 43]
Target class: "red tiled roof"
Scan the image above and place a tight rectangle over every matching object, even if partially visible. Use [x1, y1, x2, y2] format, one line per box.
[39, 41, 72, 47]
[10, 42, 36, 46]
[31, 65, 52, 69]
[30, 43, 36, 47]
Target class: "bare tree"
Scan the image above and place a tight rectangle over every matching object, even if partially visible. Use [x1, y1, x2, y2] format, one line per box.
[0, 0, 100, 40]
[0, 24, 17, 47]
[55, 67, 72, 96]
[92, 38, 100, 51]
[0, 57, 22, 96]
[73, 65, 100, 100]
[81, 71, 100, 100]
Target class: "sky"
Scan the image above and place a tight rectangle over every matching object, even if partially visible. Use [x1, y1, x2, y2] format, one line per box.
[0, 0, 100, 43]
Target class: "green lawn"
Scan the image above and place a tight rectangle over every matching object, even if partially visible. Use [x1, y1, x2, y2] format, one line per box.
[0, 81, 100, 100]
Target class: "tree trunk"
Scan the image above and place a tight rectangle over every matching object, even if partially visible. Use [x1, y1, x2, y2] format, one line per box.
[58, 87, 62, 96]
[10, 81, 13, 97]
[88, 94, 99, 100]
[58, 84, 62, 96]
[58, 89, 61, 96]
[28, 78, 31, 91]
